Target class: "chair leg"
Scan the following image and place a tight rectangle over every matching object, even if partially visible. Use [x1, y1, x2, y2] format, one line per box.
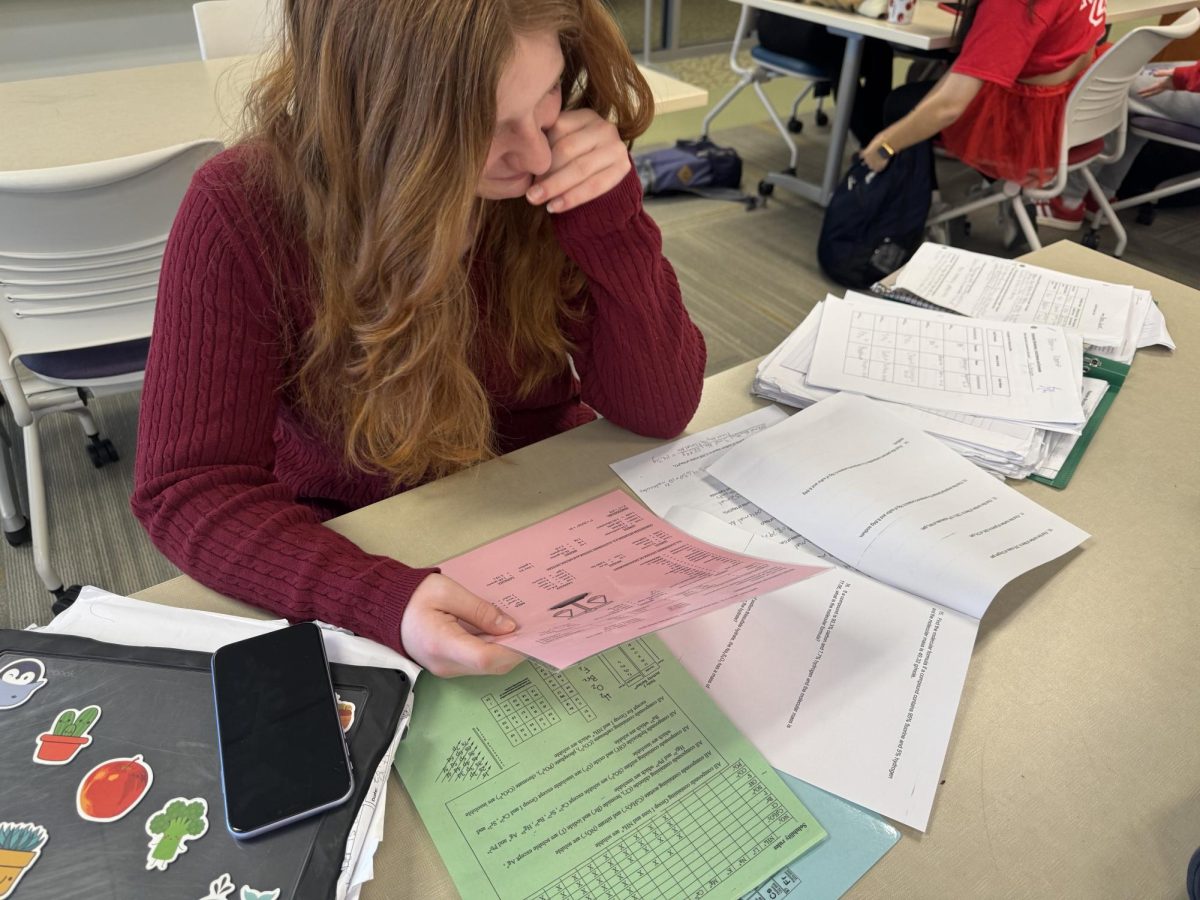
[69, 403, 98, 439]
[20, 417, 66, 595]
[1082, 167, 1127, 258]
[701, 70, 755, 139]
[752, 80, 799, 171]
[0, 423, 29, 545]
[62, 405, 119, 468]
[785, 81, 819, 134]
[1010, 196, 1042, 252]
[927, 187, 1006, 226]
[788, 81, 818, 121]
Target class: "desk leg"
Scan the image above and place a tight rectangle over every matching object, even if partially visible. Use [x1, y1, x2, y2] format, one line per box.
[760, 30, 864, 207]
[643, 0, 652, 64]
[821, 31, 864, 205]
[664, 0, 681, 53]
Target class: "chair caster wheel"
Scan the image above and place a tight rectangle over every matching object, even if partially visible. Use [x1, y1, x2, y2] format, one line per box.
[815, 110, 829, 127]
[1081, 230, 1101, 250]
[758, 179, 774, 197]
[4, 519, 31, 547]
[1135, 203, 1156, 226]
[787, 117, 803, 134]
[86, 436, 119, 468]
[51, 584, 83, 616]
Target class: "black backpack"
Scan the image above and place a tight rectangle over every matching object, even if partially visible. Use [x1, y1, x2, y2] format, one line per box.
[817, 142, 932, 289]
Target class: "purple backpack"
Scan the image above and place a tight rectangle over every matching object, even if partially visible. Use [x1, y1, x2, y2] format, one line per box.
[634, 139, 756, 207]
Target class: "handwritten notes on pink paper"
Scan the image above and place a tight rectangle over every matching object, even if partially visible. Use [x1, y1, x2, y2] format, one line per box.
[438, 490, 829, 668]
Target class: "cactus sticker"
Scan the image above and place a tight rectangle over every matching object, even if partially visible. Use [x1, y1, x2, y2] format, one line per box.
[144, 797, 208, 871]
[33, 705, 101, 766]
[0, 823, 47, 899]
[0, 659, 47, 710]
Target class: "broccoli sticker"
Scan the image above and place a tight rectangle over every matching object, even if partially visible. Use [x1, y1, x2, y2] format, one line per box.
[143, 797, 208, 871]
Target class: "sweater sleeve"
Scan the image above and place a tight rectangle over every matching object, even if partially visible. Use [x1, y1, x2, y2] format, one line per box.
[549, 165, 706, 438]
[1171, 61, 1200, 93]
[131, 172, 435, 656]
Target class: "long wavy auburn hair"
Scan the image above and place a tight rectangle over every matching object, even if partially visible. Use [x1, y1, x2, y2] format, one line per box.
[243, 0, 652, 485]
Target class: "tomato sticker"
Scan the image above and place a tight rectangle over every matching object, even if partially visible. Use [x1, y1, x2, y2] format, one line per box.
[76, 754, 154, 822]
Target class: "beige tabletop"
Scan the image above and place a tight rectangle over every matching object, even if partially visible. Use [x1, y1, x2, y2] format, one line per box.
[134, 241, 1200, 899]
[733, 0, 1200, 51]
[0, 56, 706, 173]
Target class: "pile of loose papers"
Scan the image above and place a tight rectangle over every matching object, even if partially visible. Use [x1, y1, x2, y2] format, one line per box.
[611, 392, 1091, 831]
[754, 244, 1175, 480]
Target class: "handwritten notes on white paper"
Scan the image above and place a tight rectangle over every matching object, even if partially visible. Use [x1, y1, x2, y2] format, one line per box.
[895, 242, 1132, 345]
[806, 295, 1086, 426]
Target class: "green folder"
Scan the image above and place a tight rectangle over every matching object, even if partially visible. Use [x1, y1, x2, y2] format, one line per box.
[1030, 352, 1129, 490]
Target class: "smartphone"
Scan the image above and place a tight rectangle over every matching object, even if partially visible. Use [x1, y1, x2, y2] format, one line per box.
[212, 622, 353, 839]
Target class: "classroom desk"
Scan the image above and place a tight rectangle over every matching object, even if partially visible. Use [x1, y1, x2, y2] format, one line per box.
[733, 0, 1200, 206]
[0, 56, 707, 172]
[132, 241, 1200, 899]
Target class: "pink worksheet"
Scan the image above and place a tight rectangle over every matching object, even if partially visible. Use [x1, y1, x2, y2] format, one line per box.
[438, 490, 829, 668]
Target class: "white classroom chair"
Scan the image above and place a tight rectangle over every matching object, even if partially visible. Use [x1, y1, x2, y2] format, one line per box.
[1084, 112, 1200, 247]
[928, 8, 1200, 258]
[193, 0, 280, 60]
[0, 139, 223, 611]
[701, 4, 834, 184]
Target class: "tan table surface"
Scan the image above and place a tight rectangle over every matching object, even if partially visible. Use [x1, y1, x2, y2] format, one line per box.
[134, 241, 1200, 898]
[732, 0, 1200, 51]
[0, 56, 706, 173]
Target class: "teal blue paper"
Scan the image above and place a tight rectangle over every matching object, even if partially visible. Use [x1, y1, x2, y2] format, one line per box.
[743, 773, 901, 900]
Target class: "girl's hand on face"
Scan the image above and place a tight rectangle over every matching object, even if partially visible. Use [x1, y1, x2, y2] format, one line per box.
[401, 574, 526, 677]
[526, 109, 630, 213]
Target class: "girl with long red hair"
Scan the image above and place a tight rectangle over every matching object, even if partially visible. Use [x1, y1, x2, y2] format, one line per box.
[132, 0, 706, 677]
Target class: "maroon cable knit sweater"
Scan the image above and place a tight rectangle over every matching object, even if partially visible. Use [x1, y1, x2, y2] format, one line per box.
[131, 148, 706, 659]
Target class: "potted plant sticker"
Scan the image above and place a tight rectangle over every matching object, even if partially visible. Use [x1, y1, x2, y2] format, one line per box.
[33, 706, 101, 766]
[0, 822, 47, 899]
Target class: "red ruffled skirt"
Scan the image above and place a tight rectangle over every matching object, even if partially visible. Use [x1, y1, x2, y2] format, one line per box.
[940, 73, 1084, 188]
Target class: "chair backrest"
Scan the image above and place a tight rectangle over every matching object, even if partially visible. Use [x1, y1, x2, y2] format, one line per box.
[0, 140, 223, 362]
[1064, 8, 1200, 150]
[193, 0, 280, 60]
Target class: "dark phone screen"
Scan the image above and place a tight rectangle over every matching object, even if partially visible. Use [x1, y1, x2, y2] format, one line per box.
[212, 623, 352, 834]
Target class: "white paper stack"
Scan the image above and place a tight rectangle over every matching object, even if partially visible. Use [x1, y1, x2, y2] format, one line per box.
[756, 298, 1055, 478]
[893, 243, 1174, 364]
[756, 246, 1175, 480]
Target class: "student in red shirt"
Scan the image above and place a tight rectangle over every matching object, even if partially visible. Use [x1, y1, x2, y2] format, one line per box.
[131, 0, 706, 677]
[860, 0, 1107, 187]
[1038, 60, 1200, 228]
